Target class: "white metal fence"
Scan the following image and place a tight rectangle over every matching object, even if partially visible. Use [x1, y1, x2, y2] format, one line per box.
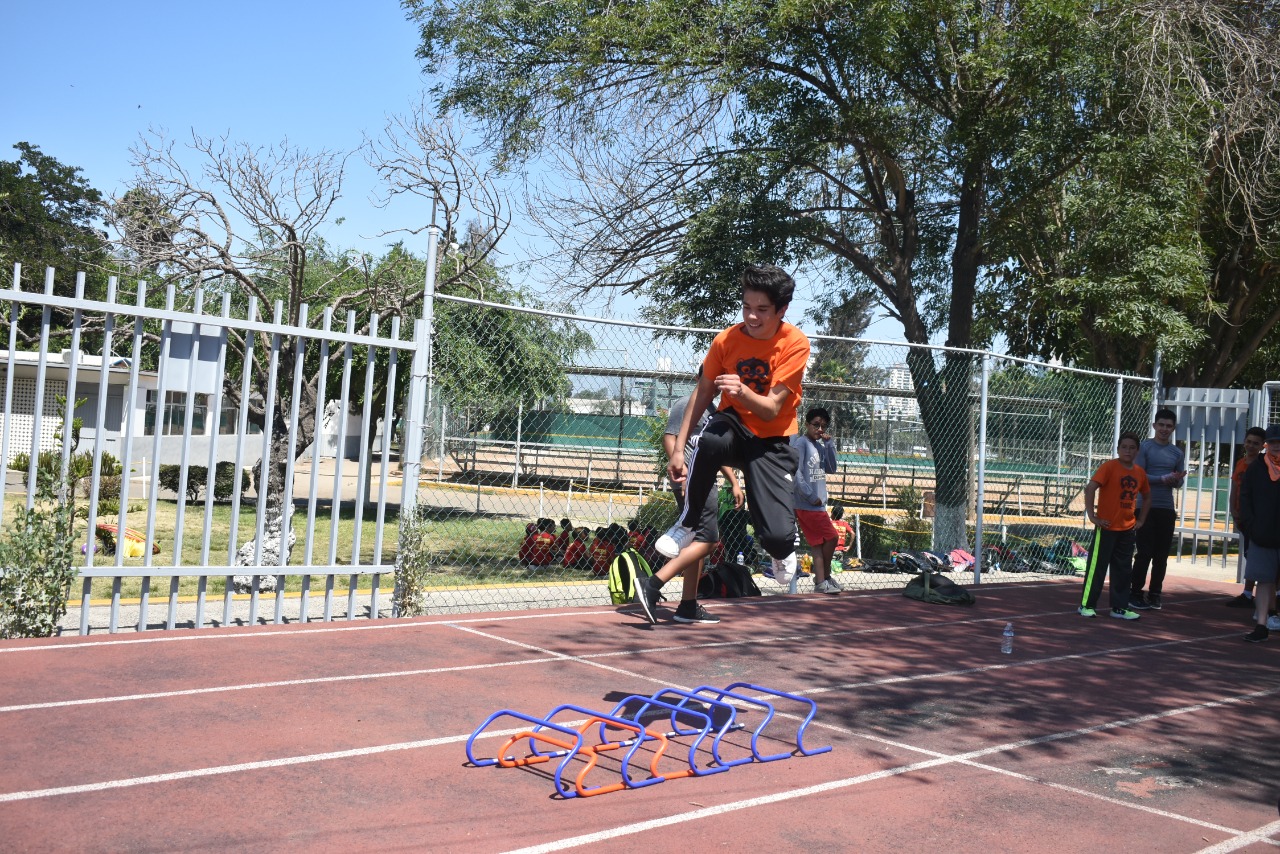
[5, 263, 1272, 634]
[2, 265, 419, 633]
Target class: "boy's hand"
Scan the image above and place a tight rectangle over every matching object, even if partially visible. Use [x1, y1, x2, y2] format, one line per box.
[668, 450, 686, 485]
[1165, 470, 1187, 487]
[713, 373, 744, 399]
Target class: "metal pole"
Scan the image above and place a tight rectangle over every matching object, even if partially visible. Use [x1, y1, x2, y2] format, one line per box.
[973, 355, 991, 584]
[1113, 377, 1124, 452]
[513, 400, 523, 488]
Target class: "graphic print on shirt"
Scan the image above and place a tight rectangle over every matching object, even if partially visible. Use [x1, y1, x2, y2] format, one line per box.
[737, 357, 770, 394]
[1119, 474, 1139, 506]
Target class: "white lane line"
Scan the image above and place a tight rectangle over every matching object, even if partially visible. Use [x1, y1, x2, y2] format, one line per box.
[2, 622, 1243, 714]
[500, 684, 1280, 854]
[1194, 819, 1280, 852]
[0, 657, 560, 713]
[0, 721, 590, 805]
[0, 578, 1072, 655]
[0, 609, 622, 654]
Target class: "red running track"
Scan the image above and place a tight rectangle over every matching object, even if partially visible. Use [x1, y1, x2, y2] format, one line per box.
[2, 574, 1278, 853]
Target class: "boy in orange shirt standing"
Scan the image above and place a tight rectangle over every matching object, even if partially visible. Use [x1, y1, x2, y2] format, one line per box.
[1080, 432, 1151, 620]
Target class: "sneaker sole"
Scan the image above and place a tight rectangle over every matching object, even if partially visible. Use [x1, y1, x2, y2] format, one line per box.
[672, 614, 720, 624]
[654, 538, 684, 559]
[633, 588, 658, 625]
[1111, 612, 1140, 620]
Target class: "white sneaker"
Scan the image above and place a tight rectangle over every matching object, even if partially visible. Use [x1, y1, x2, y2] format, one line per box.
[771, 553, 796, 586]
[815, 578, 841, 595]
[1267, 614, 1280, 631]
[655, 524, 695, 558]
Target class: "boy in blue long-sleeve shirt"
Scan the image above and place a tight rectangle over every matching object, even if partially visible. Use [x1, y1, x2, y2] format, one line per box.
[1131, 409, 1186, 610]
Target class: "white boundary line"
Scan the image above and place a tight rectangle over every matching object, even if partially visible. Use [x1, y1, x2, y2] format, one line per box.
[0, 606, 1243, 714]
[0, 580, 1067, 654]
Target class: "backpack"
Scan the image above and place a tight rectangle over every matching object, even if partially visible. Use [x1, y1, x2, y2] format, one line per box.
[607, 548, 654, 605]
[902, 570, 976, 606]
[698, 560, 763, 599]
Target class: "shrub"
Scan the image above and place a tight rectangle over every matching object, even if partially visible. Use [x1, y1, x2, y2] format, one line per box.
[857, 514, 889, 558]
[213, 462, 252, 501]
[158, 464, 207, 503]
[394, 507, 431, 617]
[634, 491, 678, 533]
[0, 476, 80, 638]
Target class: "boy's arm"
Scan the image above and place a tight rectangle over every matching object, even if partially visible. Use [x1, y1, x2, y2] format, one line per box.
[720, 466, 744, 508]
[713, 373, 792, 422]
[669, 373, 717, 484]
[1084, 480, 1103, 528]
[819, 438, 838, 474]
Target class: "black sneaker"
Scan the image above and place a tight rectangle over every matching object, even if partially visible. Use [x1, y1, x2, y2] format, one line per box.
[673, 602, 720, 624]
[634, 578, 660, 624]
[1243, 624, 1269, 643]
[1129, 593, 1151, 611]
[1226, 593, 1255, 608]
[1148, 593, 1162, 611]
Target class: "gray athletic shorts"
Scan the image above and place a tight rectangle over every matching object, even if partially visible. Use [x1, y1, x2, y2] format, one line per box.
[1243, 544, 1280, 583]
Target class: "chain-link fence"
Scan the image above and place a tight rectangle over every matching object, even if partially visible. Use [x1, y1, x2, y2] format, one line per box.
[399, 295, 1158, 613]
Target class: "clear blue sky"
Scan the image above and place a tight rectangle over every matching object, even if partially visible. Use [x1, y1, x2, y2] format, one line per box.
[2, 1, 431, 254]
[1, 1, 903, 338]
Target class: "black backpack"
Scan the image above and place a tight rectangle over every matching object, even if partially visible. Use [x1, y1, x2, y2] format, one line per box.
[698, 561, 763, 599]
[903, 570, 976, 606]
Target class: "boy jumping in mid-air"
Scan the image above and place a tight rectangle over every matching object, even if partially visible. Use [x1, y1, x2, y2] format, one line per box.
[1080, 431, 1151, 621]
[636, 264, 809, 625]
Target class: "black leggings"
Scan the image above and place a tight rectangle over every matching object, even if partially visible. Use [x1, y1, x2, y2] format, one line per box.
[1132, 507, 1177, 595]
[675, 409, 798, 560]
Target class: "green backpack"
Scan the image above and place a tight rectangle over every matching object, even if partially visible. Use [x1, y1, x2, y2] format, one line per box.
[607, 548, 653, 605]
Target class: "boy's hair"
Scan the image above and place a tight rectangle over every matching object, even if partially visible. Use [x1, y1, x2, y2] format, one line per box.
[741, 263, 796, 310]
[805, 406, 831, 425]
[1246, 426, 1267, 441]
[575, 527, 589, 540]
[537, 518, 556, 532]
[560, 517, 571, 529]
[830, 504, 845, 521]
[1118, 431, 1141, 448]
[1154, 408, 1177, 425]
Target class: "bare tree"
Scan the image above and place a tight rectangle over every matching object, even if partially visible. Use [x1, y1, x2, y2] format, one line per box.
[109, 119, 512, 569]
[365, 104, 511, 296]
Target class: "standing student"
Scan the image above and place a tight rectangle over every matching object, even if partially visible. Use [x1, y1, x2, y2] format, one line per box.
[1236, 424, 1280, 642]
[791, 407, 841, 594]
[1130, 409, 1186, 610]
[1227, 427, 1268, 608]
[637, 264, 809, 625]
[1080, 431, 1151, 621]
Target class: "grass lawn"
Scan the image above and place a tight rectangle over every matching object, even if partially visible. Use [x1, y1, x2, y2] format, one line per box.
[1, 497, 598, 600]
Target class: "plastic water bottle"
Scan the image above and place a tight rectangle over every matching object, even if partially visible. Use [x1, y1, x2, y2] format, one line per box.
[736, 551, 745, 565]
[1001, 622, 1015, 655]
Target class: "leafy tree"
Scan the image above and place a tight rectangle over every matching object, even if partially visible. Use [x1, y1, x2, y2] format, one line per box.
[991, 2, 1280, 387]
[0, 142, 112, 347]
[408, 0, 1118, 549]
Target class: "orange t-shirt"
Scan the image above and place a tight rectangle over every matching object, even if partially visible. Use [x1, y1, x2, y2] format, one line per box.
[563, 539, 587, 568]
[702, 322, 810, 437]
[589, 540, 614, 576]
[1090, 459, 1150, 531]
[1232, 457, 1251, 515]
[833, 519, 854, 552]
